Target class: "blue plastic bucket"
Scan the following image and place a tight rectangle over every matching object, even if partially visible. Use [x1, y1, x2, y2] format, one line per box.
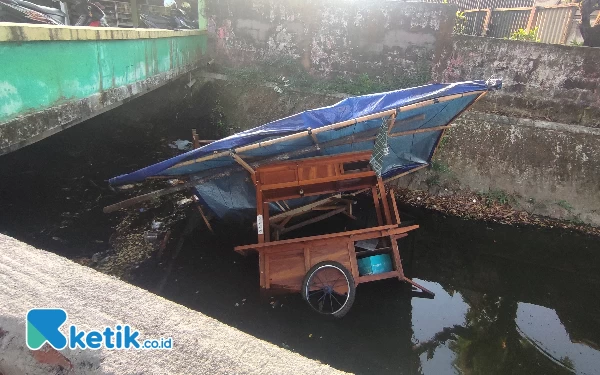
[357, 254, 393, 276]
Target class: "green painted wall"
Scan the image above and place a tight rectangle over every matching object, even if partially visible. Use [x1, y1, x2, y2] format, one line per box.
[0, 34, 207, 123]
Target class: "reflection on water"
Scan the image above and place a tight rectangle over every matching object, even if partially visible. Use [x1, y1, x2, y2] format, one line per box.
[517, 303, 600, 375]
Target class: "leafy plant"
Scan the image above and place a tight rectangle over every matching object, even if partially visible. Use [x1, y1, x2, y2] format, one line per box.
[570, 39, 584, 46]
[454, 11, 466, 35]
[508, 27, 540, 42]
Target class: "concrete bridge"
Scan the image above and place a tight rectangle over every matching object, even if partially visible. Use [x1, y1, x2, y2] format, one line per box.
[0, 18, 207, 155]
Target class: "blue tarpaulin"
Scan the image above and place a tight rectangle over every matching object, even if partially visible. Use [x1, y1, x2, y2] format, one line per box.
[110, 79, 501, 218]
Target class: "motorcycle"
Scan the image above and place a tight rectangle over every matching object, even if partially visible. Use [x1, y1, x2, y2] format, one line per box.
[0, 0, 66, 24]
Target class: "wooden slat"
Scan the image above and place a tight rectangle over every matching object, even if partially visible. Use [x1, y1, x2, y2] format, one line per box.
[304, 246, 311, 272]
[234, 224, 398, 252]
[390, 238, 405, 279]
[347, 241, 360, 284]
[263, 202, 271, 242]
[358, 271, 400, 284]
[280, 207, 346, 234]
[378, 178, 393, 225]
[265, 253, 271, 288]
[270, 195, 341, 223]
[231, 152, 256, 178]
[260, 170, 376, 191]
[390, 192, 401, 225]
[371, 186, 383, 226]
[384, 164, 429, 183]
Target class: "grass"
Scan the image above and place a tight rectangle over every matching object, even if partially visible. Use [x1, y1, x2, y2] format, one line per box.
[480, 189, 513, 206]
[431, 160, 451, 174]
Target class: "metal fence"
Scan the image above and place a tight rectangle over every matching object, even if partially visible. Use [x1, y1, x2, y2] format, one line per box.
[461, 4, 577, 44]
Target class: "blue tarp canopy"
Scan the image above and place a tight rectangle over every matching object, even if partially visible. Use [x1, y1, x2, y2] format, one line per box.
[110, 79, 501, 218]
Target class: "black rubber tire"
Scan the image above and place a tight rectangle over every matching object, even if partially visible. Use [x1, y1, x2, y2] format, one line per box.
[301, 261, 356, 318]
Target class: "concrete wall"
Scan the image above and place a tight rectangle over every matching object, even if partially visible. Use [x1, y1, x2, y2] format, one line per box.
[0, 23, 207, 155]
[434, 35, 600, 128]
[428, 36, 600, 225]
[206, 0, 456, 82]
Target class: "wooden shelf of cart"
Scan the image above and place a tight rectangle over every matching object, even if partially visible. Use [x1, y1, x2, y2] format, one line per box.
[233, 151, 434, 307]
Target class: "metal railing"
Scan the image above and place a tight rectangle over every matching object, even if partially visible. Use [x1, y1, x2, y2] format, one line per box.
[461, 4, 577, 44]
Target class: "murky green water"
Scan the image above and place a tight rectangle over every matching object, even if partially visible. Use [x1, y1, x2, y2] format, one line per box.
[0, 83, 599, 374]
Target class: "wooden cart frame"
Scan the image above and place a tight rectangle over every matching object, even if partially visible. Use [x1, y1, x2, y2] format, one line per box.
[234, 151, 433, 315]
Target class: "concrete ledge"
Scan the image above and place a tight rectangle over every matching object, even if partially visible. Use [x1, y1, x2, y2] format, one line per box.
[0, 22, 205, 42]
[0, 234, 346, 375]
[0, 63, 201, 155]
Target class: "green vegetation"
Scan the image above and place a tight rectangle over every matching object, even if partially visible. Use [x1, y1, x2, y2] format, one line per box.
[480, 189, 513, 206]
[210, 98, 228, 137]
[570, 39, 584, 46]
[431, 160, 451, 173]
[508, 27, 540, 42]
[454, 11, 466, 35]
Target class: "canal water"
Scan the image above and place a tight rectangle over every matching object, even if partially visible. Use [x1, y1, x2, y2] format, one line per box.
[1, 83, 599, 375]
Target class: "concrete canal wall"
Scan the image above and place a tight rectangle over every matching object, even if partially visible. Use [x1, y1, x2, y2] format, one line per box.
[200, 0, 600, 226]
[0, 23, 208, 155]
[0, 234, 346, 375]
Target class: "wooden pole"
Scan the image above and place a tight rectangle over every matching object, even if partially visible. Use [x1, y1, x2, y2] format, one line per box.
[384, 164, 429, 183]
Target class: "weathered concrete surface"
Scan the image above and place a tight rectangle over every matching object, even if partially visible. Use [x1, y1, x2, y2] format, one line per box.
[434, 35, 600, 128]
[0, 234, 347, 375]
[414, 111, 600, 225]
[206, 0, 455, 81]
[0, 24, 207, 155]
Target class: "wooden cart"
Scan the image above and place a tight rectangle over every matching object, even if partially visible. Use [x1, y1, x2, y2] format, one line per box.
[234, 151, 434, 317]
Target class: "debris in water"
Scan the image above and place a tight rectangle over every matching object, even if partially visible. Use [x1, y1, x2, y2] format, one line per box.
[151, 221, 163, 230]
[177, 198, 193, 207]
[169, 139, 192, 151]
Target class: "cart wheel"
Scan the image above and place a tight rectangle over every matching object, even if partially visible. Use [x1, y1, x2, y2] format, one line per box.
[302, 261, 356, 318]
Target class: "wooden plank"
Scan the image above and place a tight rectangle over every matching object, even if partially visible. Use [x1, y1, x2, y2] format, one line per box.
[378, 178, 393, 225]
[304, 246, 311, 272]
[390, 237, 405, 279]
[260, 171, 375, 191]
[231, 152, 256, 178]
[347, 241, 360, 284]
[265, 253, 271, 289]
[262, 179, 376, 202]
[358, 271, 400, 284]
[270, 195, 341, 223]
[195, 202, 214, 233]
[384, 164, 429, 183]
[259, 252, 266, 287]
[280, 207, 346, 234]
[371, 186, 384, 226]
[390, 191, 401, 225]
[404, 278, 435, 296]
[482, 9, 492, 36]
[256, 186, 264, 244]
[234, 224, 398, 252]
[560, 7, 575, 44]
[387, 225, 420, 236]
[191, 129, 200, 149]
[263, 202, 271, 242]
[526, 6, 537, 31]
